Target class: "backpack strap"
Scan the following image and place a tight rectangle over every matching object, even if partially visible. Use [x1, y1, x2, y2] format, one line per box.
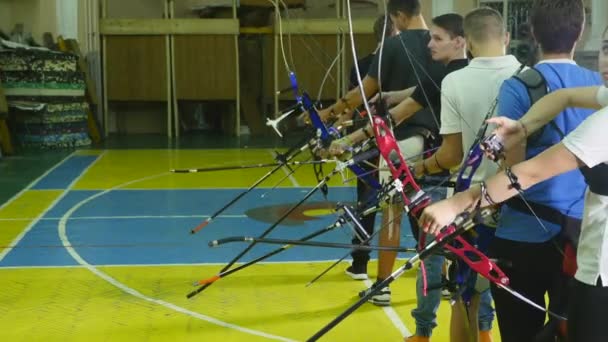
[513, 67, 549, 106]
[512, 67, 565, 145]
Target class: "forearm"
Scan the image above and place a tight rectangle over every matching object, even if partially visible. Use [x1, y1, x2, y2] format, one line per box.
[331, 76, 379, 116]
[480, 143, 582, 206]
[331, 87, 362, 118]
[419, 142, 582, 233]
[502, 142, 526, 167]
[520, 86, 601, 136]
[387, 87, 416, 104]
[423, 144, 462, 175]
[455, 161, 552, 211]
[347, 126, 371, 145]
[388, 98, 423, 126]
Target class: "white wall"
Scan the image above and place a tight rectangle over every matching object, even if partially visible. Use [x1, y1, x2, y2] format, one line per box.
[57, 0, 78, 39]
[6, 0, 57, 43]
[0, 1, 12, 35]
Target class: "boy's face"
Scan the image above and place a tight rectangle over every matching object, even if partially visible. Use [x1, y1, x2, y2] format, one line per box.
[428, 25, 462, 64]
[600, 30, 608, 86]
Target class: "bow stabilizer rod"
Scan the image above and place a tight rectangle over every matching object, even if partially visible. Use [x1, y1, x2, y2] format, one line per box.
[187, 134, 311, 235]
[187, 167, 341, 299]
[171, 160, 332, 174]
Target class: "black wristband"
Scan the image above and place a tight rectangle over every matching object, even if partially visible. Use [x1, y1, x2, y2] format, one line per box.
[480, 181, 497, 205]
[434, 154, 448, 171]
[505, 167, 522, 191]
[422, 159, 430, 176]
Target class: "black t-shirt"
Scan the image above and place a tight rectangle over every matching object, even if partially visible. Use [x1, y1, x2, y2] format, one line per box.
[368, 30, 446, 140]
[350, 53, 375, 89]
[347, 53, 377, 133]
[410, 58, 469, 126]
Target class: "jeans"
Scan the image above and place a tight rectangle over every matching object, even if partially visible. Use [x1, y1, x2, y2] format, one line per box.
[411, 185, 446, 337]
[411, 187, 495, 337]
[477, 280, 495, 331]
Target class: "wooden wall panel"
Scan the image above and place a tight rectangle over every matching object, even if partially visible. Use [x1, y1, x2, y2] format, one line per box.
[241, 0, 304, 7]
[106, 36, 168, 101]
[264, 35, 340, 101]
[173, 35, 236, 100]
[106, 0, 165, 19]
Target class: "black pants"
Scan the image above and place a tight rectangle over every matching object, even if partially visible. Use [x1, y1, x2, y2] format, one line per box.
[350, 157, 379, 265]
[568, 278, 608, 342]
[488, 236, 564, 342]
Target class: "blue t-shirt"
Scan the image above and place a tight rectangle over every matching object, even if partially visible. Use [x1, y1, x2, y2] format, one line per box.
[496, 62, 602, 242]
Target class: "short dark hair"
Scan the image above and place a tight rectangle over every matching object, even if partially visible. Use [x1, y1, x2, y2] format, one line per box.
[530, 0, 584, 54]
[387, 0, 421, 17]
[373, 15, 394, 43]
[464, 7, 505, 43]
[432, 13, 464, 38]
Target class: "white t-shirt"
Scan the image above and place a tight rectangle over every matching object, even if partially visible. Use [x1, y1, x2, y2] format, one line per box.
[440, 55, 523, 182]
[562, 86, 608, 286]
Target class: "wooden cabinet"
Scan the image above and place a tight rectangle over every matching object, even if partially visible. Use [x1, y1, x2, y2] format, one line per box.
[106, 36, 168, 101]
[173, 35, 237, 100]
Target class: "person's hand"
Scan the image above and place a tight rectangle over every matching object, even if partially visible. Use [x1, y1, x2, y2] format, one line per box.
[484, 117, 527, 158]
[298, 107, 335, 126]
[412, 160, 425, 178]
[297, 110, 311, 126]
[418, 191, 477, 235]
[318, 107, 335, 123]
[327, 136, 354, 157]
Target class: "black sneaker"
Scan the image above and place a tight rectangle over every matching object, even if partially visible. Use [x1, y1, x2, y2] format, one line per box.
[345, 263, 368, 280]
[359, 280, 391, 306]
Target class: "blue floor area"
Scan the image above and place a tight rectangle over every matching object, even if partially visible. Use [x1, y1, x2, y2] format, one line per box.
[1, 188, 419, 267]
[31, 155, 99, 190]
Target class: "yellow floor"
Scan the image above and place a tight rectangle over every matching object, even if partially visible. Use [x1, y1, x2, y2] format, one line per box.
[0, 149, 502, 341]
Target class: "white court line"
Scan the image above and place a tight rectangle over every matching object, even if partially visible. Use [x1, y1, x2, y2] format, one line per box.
[98, 185, 353, 190]
[0, 152, 104, 263]
[270, 151, 300, 187]
[0, 151, 76, 211]
[0, 258, 417, 270]
[57, 172, 296, 342]
[0, 214, 247, 221]
[363, 279, 412, 338]
[0, 259, 358, 270]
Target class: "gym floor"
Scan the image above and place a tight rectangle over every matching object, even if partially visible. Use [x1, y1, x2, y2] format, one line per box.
[0, 135, 501, 341]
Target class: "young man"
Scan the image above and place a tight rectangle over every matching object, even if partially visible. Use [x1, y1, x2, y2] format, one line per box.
[329, 13, 468, 342]
[485, 1, 601, 341]
[345, 14, 397, 281]
[309, 0, 444, 308]
[419, 34, 608, 341]
[409, 7, 523, 342]
[333, 13, 467, 147]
